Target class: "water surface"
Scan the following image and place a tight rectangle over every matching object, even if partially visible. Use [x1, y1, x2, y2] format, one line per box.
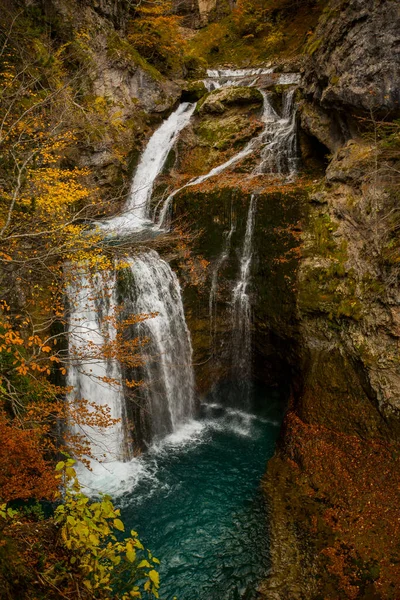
[115, 389, 283, 600]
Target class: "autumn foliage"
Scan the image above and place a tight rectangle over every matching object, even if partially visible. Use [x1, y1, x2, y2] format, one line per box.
[128, 0, 186, 74]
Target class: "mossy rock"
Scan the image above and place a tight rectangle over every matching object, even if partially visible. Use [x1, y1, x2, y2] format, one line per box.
[183, 55, 208, 79]
[196, 86, 263, 115]
[181, 80, 208, 103]
[194, 114, 263, 150]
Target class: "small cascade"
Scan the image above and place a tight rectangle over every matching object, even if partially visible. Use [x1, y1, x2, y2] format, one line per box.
[125, 250, 195, 441]
[67, 268, 128, 462]
[204, 67, 274, 91]
[204, 68, 300, 92]
[157, 89, 298, 229]
[230, 195, 257, 408]
[99, 102, 195, 234]
[209, 209, 236, 346]
[255, 88, 299, 177]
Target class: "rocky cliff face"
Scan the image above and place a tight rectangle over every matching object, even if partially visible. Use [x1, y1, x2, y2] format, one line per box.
[300, 0, 400, 150]
[32, 0, 181, 196]
[261, 1, 400, 598]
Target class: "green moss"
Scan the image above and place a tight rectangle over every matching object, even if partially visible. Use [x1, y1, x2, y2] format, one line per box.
[307, 213, 342, 258]
[194, 114, 262, 150]
[106, 31, 164, 81]
[196, 86, 263, 115]
[183, 55, 208, 79]
[305, 36, 323, 56]
[299, 261, 363, 322]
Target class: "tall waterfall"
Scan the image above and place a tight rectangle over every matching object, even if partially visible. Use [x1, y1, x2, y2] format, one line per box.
[231, 196, 257, 408]
[67, 68, 300, 465]
[67, 268, 127, 461]
[125, 251, 195, 441]
[68, 102, 197, 460]
[209, 209, 236, 346]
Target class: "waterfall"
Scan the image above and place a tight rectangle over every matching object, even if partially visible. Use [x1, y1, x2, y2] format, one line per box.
[126, 250, 195, 441]
[67, 268, 127, 461]
[99, 102, 195, 235]
[67, 66, 300, 463]
[255, 88, 299, 176]
[68, 102, 197, 460]
[203, 68, 300, 92]
[230, 196, 257, 408]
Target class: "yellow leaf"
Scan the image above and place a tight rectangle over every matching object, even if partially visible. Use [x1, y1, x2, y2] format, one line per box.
[126, 549, 136, 563]
[137, 560, 151, 569]
[149, 570, 159, 587]
[113, 518, 124, 531]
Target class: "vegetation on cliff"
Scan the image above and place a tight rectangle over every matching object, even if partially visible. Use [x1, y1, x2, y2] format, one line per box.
[188, 0, 327, 67]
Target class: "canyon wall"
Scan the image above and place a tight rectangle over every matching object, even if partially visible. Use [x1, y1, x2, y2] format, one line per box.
[261, 1, 400, 598]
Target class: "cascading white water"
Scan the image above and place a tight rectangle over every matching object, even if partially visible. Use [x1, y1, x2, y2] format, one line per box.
[67, 268, 127, 461]
[127, 250, 195, 440]
[230, 195, 257, 407]
[157, 88, 298, 228]
[68, 66, 300, 465]
[68, 103, 198, 460]
[255, 88, 299, 176]
[203, 68, 300, 92]
[99, 102, 196, 235]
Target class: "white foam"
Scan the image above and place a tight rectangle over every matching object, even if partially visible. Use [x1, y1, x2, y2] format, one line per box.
[75, 409, 273, 498]
[206, 68, 274, 78]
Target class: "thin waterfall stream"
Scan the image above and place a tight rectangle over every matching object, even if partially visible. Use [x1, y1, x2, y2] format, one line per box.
[231, 195, 257, 408]
[66, 68, 299, 599]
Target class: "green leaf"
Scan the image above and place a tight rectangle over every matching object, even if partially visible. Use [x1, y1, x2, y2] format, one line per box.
[89, 534, 99, 545]
[113, 518, 124, 531]
[55, 461, 65, 471]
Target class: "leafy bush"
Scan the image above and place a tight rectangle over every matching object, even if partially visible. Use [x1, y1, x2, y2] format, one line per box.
[54, 458, 160, 599]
